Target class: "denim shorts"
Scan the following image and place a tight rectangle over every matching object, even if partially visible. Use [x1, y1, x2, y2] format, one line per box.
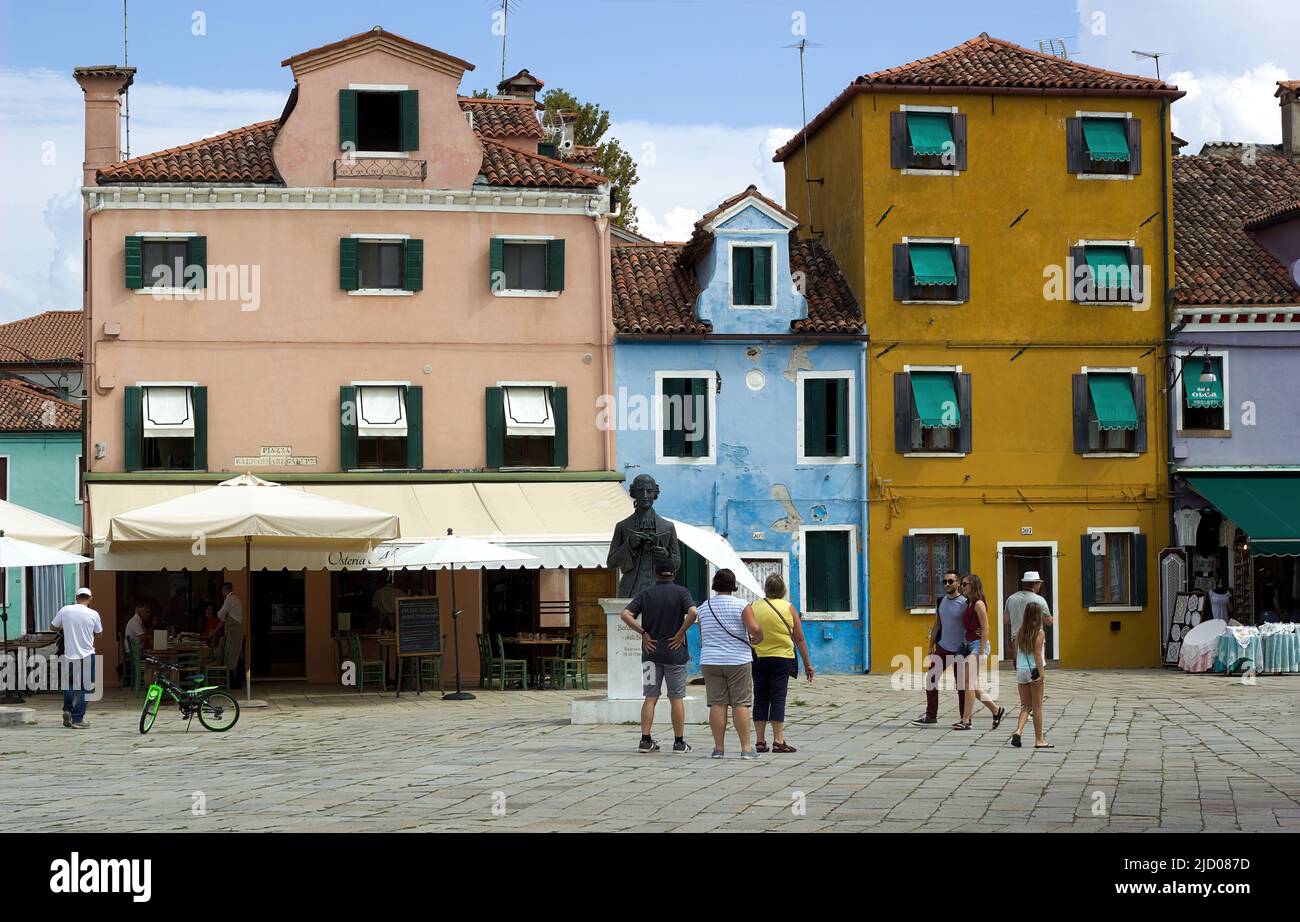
[962, 639, 989, 656]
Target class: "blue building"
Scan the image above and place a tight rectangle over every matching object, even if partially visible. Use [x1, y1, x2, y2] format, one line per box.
[609, 186, 868, 672]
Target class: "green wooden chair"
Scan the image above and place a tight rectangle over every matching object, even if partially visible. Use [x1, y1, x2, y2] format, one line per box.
[476, 633, 500, 689]
[348, 632, 387, 692]
[549, 633, 592, 690]
[493, 635, 529, 690]
[198, 640, 235, 689]
[125, 636, 145, 696]
[400, 650, 444, 693]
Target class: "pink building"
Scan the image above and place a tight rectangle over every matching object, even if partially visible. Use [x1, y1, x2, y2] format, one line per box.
[77, 29, 629, 686]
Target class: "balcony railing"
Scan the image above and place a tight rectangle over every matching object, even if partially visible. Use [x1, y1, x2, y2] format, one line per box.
[333, 157, 428, 181]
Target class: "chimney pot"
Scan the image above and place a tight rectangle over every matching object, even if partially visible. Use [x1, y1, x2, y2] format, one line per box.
[72, 66, 136, 186]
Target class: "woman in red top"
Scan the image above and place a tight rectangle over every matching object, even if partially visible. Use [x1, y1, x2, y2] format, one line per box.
[954, 574, 1006, 730]
[202, 603, 221, 646]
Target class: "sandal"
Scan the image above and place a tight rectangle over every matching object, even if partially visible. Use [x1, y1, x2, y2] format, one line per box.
[991, 706, 1006, 729]
[771, 741, 797, 753]
[1034, 742, 1055, 749]
[755, 741, 769, 753]
[951, 721, 971, 730]
[1010, 733, 1022, 748]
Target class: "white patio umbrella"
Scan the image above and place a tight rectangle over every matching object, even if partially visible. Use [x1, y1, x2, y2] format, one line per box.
[666, 519, 764, 597]
[0, 498, 85, 554]
[0, 532, 91, 704]
[108, 474, 400, 702]
[372, 529, 536, 700]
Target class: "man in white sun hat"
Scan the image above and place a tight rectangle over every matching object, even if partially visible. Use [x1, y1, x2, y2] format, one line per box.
[51, 588, 102, 729]
[1005, 571, 1052, 650]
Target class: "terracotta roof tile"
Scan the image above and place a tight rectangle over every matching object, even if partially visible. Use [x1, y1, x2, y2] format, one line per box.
[97, 120, 282, 184]
[611, 244, 708, 335]
[0, 379, 81, 431]
[775, 34, 1182, 162]
[610, 234, 861, 337]
[1198, 141, 1285, 159]
[477, 138, 605, 189]
[1243, 198, 1300, 230]
[458, 97, 544, 139]
[1173, 154, 1300, 309]
[0, 311, 83, 363]
[1276, 80, 1300, 96]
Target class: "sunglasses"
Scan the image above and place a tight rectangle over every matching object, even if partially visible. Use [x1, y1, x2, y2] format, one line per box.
[942, 579, 958, 585]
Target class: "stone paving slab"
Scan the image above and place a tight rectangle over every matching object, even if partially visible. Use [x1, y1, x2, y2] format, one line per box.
[2, 669, 1297, 832]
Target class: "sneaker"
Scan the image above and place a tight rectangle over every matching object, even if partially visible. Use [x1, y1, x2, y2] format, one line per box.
[62, 712, 72, 728]
[710, 748, 725, 759]
[71, 721, 90, 729]
[741, 750, 760, 760]
[672, 740, 692, 754]
[637, 738, 660, 753]
[908, 715, 937, 727]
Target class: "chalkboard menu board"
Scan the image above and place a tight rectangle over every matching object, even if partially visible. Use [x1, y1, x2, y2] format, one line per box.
[396, 596, 440, 657]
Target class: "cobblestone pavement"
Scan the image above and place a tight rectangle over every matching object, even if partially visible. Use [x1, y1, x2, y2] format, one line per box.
[3, 669, 1298, 832]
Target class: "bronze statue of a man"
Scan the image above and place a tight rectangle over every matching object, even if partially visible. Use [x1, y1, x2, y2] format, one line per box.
[607, 474, 680, 597]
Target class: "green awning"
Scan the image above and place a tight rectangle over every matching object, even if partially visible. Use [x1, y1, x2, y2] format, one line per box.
[908, 243, 957, 286]
[906, 112, 953, 157]
[1082, 117, 1130, 161]
[1085, 245, 1132, 296]
[910, 372, 959, 429]
[1187, 476, 1300, 557]
[1088, 373, 1138, 431]
[1183, 357, 1224, 409]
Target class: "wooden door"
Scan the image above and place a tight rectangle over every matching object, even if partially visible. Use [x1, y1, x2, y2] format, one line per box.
[572, 568, 617, 674]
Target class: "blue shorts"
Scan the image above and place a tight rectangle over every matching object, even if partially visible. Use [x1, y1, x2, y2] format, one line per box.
[962, 639, 989, 656]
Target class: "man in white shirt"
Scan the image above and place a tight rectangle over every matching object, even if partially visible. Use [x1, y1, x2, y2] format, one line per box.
[51, 588, 102, 729]
[216, 581, 244, 670]
[123, 604, 150, 649]
[1005, 571, 1053, 648]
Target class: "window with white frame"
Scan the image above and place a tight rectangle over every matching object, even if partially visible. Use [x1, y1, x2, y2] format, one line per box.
[503, 385, 556, 467]
[731, 243, 775, 307]
[798, 371, 854, 462]
[141, 385, 195, 470]
[356, 384, 408, 469]
[1082, 529, 1147, 609]
[656, 372, 715, 463]
[736, 554, 788, 606]
[489, 237, 565, 294]
[903, 530, 969, 610]
[801, 527, 856, 619]
[1178, 351, 1227, 433]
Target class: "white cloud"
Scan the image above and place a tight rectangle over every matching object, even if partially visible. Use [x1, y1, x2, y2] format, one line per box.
[0, 68, 284, 321]
[1168, 64, 1288, 147]
[611, 121, 799, 241]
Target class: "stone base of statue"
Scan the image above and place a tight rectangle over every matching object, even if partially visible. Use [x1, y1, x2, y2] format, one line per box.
[569, 598, 707, 725]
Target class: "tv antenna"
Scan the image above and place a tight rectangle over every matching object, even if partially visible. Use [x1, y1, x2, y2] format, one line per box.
[1038, 37, 1069, 59]
[1132, 50, 1167, 81]
[488, 0, 522, 85]
[122, 0, 130, 159]
[782, 37, 824, 233]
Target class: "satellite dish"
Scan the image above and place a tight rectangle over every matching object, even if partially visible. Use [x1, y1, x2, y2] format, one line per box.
[1291, 258, 1300, 288]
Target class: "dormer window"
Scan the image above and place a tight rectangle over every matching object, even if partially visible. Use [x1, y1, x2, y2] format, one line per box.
[731, 244, 774, 307]
[339, 88, 419, 154]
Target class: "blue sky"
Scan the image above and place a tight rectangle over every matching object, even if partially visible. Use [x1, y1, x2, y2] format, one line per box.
[0, 0, 1294, 318]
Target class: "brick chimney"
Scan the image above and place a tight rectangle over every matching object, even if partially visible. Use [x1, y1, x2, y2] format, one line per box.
[72, 66, 136, 186]
[496, 68, 543, 102]
[1279, 80, 1300, 160]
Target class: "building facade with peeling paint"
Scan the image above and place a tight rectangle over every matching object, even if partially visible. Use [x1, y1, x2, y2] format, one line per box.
[609, 187, 869, 672]
[775, 36, 1179, 671]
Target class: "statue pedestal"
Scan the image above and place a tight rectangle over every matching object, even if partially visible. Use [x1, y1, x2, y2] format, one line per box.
[569, 597, 707, 725]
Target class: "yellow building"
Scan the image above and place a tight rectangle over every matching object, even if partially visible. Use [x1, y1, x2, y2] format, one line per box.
[775, 35, 1184, 670]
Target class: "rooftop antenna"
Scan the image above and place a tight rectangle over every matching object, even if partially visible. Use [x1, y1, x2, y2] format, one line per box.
[489, 0, 522, 86]
[1132, 49, 1167, 81]
[1037, 37, 1071, 59]
[122, 0, 130, 159]
[783, 37, 824, 233]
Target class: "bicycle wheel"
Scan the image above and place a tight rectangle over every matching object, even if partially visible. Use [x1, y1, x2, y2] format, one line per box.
[139, 686, 162, 735]
[197, 692, 240, 732]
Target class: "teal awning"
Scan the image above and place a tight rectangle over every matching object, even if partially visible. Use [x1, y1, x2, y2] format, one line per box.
[1085, 245, 1132, 296]
[1088, 373, 1138, 431]
[906, 112, 953, 157]
[908, 243, 957, 286]
[1183, 357, 1224, 409]
[1082, 117, 1130, 161]
[1187, 476, 1300, 557]
[911, 372, 959, 429]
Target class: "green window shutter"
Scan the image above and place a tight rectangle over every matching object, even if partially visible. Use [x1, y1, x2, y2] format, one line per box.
[688, 377, 710, 458]
[339, 90, 358, 150]
[550, 386, 568, 468]
[404, 386, 423, 470]
[124, 235, 143, 289]
[1132, 534, 1148, 606]
[751, 246, 772, 305]
[732, 247, 753, 304]
[489, 238, 505, 292]
[676, 546, 708, 604]
[186, 236, 207, 291]
[662, 378, 686, 457]
[191, 386, 208, 472]
[902, 535, 917, 609]
[804, 378, 827, 457]
[956, 535, 971, 579]
[403, 238, 424, 292]
[826, 532, 850, 611]
[833, 378, 849, 457]
[538, 142, 558, 158]
[546, 239, 566, 292]
[399, 90, 419, 151]
[339, 386, 358, 471]
[805, 531, 828, 612]
[485, 387, 505, 469]
[124, 386, 143, 472]
[339, 238, 359, 291]
[1081, 534, 1097, 607]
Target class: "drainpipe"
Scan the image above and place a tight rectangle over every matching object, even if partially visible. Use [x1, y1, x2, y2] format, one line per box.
[594, 208, 614, 472]
[860, 341, 871, 673]
[1160, 98, 1177, 562]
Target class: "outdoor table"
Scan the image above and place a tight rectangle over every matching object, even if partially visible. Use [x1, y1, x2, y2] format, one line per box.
[1212, 624, 1300, 674]
[363, 634, 400, 683]
[503, 637, 569, 688]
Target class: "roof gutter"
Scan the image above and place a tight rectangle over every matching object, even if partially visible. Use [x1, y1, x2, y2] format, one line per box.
[616, 332, 868, 343]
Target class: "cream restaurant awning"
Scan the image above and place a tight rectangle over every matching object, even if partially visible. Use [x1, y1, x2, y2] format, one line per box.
[90, 481, 634, 571]
[0, 498, 86, 555]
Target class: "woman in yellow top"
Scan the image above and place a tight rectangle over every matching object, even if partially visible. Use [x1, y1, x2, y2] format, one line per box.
[745, 573, 814, 753]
